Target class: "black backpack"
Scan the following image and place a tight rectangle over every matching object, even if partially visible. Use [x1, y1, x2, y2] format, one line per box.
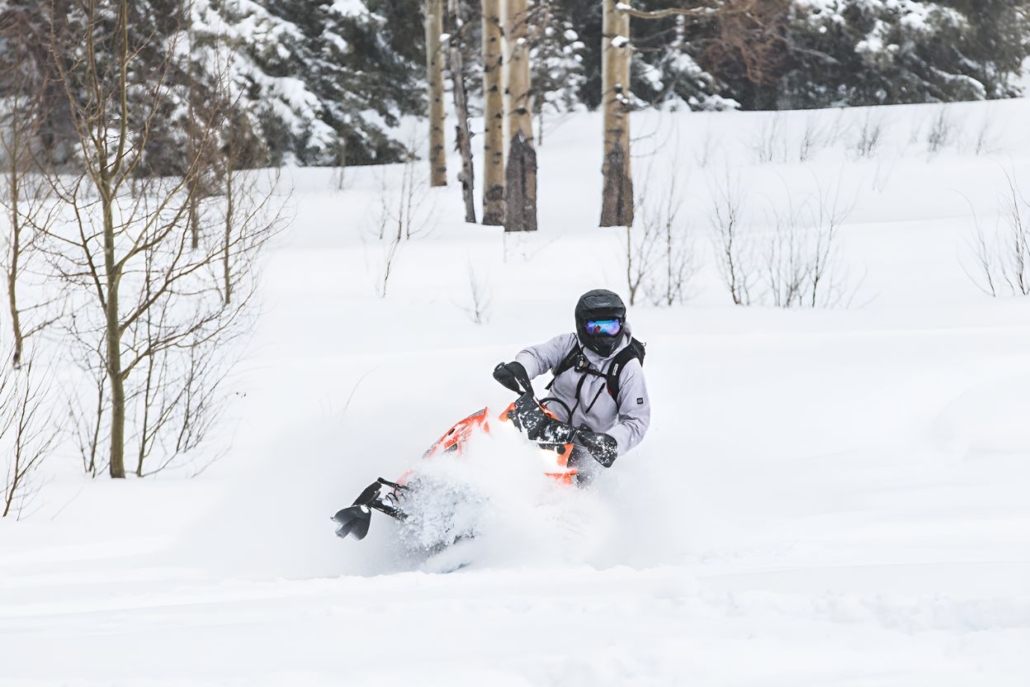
[546, 337, 646, 402]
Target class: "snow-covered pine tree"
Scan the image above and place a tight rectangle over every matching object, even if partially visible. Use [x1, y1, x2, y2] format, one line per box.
[8, 0, 1025, 173]
[306, 0, 424, 164]
[548, 0, 603, 108]
[941, 0, 1030, 98]
[629, 13, 714, 110]
[548, 0, 1028, 114]
[776, 0, 1030, 108]
[0, 3, 73, 166]
[12, 0, 197, 175]
[529, 0, 587, 140]
[190, 0, 422, 166]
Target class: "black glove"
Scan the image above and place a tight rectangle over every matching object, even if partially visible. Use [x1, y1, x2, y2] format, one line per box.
[493, 361, 531, 394]
[575, 429, 618, 468]
[530, 416, 577, 444]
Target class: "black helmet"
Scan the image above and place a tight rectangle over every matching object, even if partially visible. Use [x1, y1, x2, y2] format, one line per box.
[575, 289, 627, 357]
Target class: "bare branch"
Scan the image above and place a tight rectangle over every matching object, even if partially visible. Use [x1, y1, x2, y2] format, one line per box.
[2, 358, 61, 518]
[616, 2, 719, 20]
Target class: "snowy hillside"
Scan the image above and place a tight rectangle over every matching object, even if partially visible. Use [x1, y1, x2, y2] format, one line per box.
[3, 99, 1030, 685]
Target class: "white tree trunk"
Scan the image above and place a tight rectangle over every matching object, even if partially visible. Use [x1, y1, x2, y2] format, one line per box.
[600, 0, 633, 227]
[503, 0, 537, 232]
[448, 0, 476, 223]
[425, 0, 448, 187]
[481, 0, 505, 225]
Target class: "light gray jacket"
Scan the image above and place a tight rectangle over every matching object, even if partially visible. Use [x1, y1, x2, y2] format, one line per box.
[515, 327, 650, 456]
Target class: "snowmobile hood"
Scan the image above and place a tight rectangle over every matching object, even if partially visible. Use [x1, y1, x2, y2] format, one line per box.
[577, 322, 634, 368]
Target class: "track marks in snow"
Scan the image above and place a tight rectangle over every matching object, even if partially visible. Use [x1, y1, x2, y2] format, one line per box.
[3, 564, 1027, 684]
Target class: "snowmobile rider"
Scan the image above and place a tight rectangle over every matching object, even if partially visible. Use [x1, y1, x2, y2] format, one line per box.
[493, 289, 650, 476]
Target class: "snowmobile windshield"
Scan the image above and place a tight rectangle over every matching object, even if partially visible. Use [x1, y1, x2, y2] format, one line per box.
[584, 319, 621, 336]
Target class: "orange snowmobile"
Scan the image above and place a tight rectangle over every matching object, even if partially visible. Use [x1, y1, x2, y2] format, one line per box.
[331, 379, 585, 542]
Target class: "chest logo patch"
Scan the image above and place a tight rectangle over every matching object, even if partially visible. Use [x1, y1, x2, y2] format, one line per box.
[636, 397, 644, 405]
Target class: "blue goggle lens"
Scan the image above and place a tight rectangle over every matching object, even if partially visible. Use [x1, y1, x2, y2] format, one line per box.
[584, 319, 621, 336]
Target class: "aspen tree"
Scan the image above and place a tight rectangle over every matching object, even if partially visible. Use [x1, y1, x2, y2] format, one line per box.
[601, 1, 739, 227]
[600, 0, 633, 227]
[448, 0, 476, 222]
[504, 0, 537, 232]
[426, 0, 448, 187]
[481, 0, 505, 225]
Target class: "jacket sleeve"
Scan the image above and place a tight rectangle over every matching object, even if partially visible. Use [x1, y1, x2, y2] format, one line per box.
[514, 333, 578, 379]
[607, 360, 650, 455]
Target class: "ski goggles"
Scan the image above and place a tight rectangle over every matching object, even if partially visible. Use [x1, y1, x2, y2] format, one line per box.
[584, 319, 622, 336]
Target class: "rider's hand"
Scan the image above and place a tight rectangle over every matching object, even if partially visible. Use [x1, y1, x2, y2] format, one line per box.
[531, 416, 576, 444]
[575, 429, 618, 468]
[493, 361, 531, 394]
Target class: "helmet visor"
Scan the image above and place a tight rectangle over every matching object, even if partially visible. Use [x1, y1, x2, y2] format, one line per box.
[584, 319, 622, 336]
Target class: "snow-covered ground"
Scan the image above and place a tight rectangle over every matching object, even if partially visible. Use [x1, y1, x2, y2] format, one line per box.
[3, 99, 1030, 685]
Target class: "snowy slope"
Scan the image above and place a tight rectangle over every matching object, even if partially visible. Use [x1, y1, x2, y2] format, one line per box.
[3, 100, 1030, 685]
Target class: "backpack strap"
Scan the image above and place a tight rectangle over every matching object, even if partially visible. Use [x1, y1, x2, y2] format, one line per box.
[605, 338, 645, 401]
[545, 344, 584, 391]
[546, 338, 646, 404]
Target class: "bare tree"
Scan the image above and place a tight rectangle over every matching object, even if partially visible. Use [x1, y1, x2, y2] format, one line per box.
[762, 179, 853, 308]
[853, 111, 885, 159]
[68, 338, 108, 478]
[710, 173, 756, 306]
[633, 162, 698, 306]
[648, 181, 698, 306]
[1, 357, 59, 519]
[129, 307, 238, 477]
[763, 195, 809, 308]
[926, 106, 954, 156]
[481, 0, 505, 225]
[805, 180, 852, 307]
[625, 200, 659, 307]
[426, 0, 448, 187]
[797, 115, 820, 163]
[710, 170, 853, 309]
[44, 0, 282, 478]
[752, 112, 785, 163]
[374, 227, 403, 299]
[461, 259, 492, 324]
[504, 0, 538, 232]
[127, 173, 280, 478]
[1, 98, 34, 370]
[371, 152, 436, 297]
[1, 103, 61, 371]
[973, 112, 997, 156]
[448, 0, 476, 223]
[965, 172, 1030, 297]
[185, 0, 203, 250]
[381, 146, 434, 242]
[0, 77, 65, 493]
[1, 10, 61, 370]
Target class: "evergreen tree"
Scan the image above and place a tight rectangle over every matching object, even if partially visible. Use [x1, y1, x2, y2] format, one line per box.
[193, 0, 422, 166]
[4, 0, 1028, 173]
[551, 0, 1028, 112]
[530, 0, 587, 117]
[941, 0, 1030, 98]
[774, 0, 1030, 108]
[552, 0, 603, 108]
